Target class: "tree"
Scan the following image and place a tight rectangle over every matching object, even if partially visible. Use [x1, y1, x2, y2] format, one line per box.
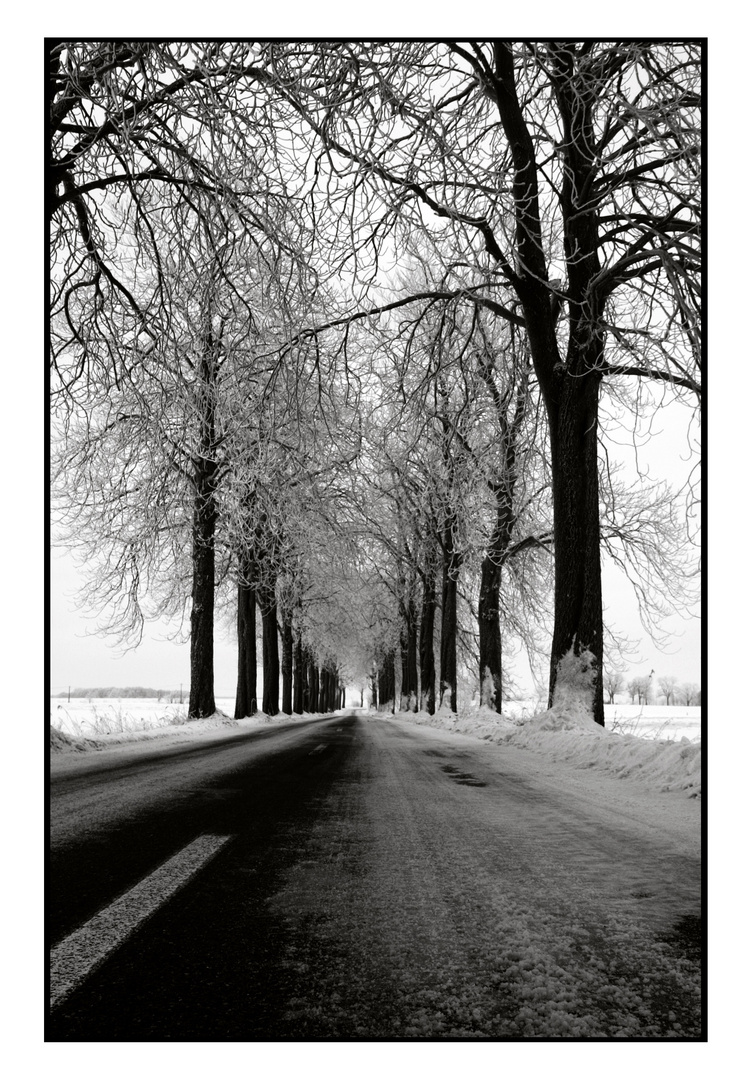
[678, 682, 700, 706]
[234, 550, 258, 718]
[658, 674, 678, 706]
[632, 674, 652, 705]
[51, 251, 231, 719]
[51, 43, 320, 718]
[604, 669, 625, 704]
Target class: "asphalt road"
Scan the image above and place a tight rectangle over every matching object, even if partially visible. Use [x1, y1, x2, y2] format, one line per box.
[48, 713, 702, 1040]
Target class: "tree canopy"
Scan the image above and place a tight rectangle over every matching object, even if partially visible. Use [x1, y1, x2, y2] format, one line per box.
[50, 40, 702, 722]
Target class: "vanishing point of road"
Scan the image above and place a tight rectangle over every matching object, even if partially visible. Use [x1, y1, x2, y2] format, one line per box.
[48, 712, 702, 1040]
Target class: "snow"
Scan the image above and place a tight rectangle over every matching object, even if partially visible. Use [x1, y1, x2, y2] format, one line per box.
[49, 697, 333, 755]
[401, 703, 700, 796]
[401, 702, 701, 796]
[386, 648, 701, 797]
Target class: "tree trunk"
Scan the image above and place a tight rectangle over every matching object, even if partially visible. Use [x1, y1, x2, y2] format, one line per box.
[317, 667, 326, 712]
[259, 578, 279, 716]
[234, 560, 257, 719]
[405, 597, 418, 711]
[478, 553, 502, 712]
[281, 610, 293, 715]
[320, 668, 328, 712]
[476, 352, 528, 715]
[309, 661, 319, 713]
[440, 518, 460, 713]
[399, 599, 418, 712]
[189, 480, 217, 719]
[541, 381, 605, 726]
[378, 651, 395, 712]
[419, 572, 436, 715]
[293, 635, 305, 714]
[492, 42, 605, 725]
[386, 653, 395, 713]
[188, 335, 219, 721]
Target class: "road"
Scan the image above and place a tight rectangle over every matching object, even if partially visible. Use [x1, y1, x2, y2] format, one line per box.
[48, 712, 702, 1040]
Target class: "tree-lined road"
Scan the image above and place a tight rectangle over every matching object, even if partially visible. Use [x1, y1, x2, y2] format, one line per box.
[48, 715, 701, 1039]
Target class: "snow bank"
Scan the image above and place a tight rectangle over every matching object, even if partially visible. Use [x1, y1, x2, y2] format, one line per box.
[48, 725, 103, 754]
[392, 649, 702, 797]
[48, 712, 239, 753]
[404, 705, 519, 742]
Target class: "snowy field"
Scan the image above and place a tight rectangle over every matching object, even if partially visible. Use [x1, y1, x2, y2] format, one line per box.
[605, 704, 700, 742]
[50, 696, 238, 738]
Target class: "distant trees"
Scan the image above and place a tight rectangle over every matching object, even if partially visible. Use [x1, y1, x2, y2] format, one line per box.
[658, 674, 679, 706]
[61, 687, 173, 700]
[627, 675, 651, 706]
[678, 682, 701, 706]
[624, 673, 699, 706]
[604, 669, 625, 704]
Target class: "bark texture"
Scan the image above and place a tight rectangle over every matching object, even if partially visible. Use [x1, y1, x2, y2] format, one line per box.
[419, 572, 436, 715]
[258, 578, 279, 716]
[281, 611, 293, 715]
[440, 516, 461, 713]
[188, 332, 219, 720]
[293, 636, 305, 714]
[399, 595, 419, 711]
[234, 562, 257, 719]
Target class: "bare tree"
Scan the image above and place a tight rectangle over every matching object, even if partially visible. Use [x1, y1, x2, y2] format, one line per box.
[678, 682, 700, 706]
[658, 674, 678, 706]
[604, 669, 625, 704]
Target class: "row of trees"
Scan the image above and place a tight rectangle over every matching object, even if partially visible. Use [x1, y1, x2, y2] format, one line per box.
[50, 41, 701, 725]
[618, 673, 701, 707]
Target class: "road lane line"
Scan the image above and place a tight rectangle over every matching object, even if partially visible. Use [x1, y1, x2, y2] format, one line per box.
[50, 834, 233, 1011]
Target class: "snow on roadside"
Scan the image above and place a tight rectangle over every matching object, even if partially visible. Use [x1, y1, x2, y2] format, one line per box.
[49, 698, 333, 755]
[390, 649, 702, 797]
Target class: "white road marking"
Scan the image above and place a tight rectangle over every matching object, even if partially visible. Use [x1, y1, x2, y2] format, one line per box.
[50, 833, 233, 1011]
[308, 744, 328, 756]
